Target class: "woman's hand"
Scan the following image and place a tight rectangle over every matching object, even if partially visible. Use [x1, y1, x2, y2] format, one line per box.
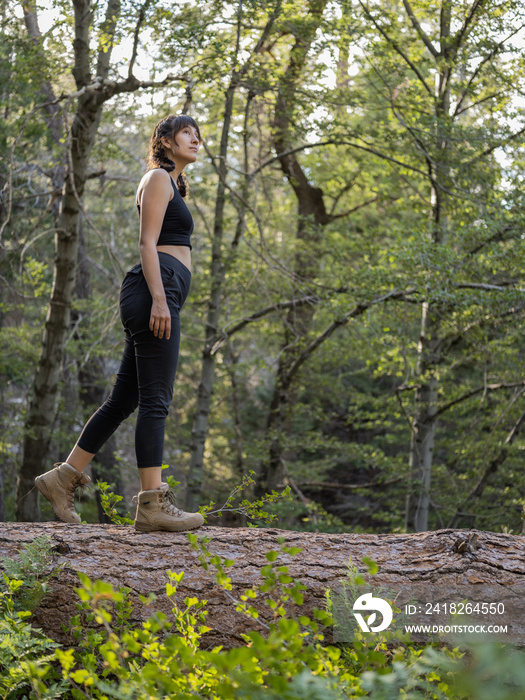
[150, 297, 171, 339]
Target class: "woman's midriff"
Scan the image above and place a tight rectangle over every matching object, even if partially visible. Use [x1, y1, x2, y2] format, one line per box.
[156, 245, 192, 273]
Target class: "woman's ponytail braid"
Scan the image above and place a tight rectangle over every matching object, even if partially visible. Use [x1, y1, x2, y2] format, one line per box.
[177, 172, 188, 198]
[146, 114, 201, 198]
[147, 116, 176, 172]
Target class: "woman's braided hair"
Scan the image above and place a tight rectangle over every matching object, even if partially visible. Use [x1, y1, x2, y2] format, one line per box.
[147, 114, 201, 198]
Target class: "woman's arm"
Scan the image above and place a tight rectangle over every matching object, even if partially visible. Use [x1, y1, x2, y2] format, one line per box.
[137, 169, 173, 340]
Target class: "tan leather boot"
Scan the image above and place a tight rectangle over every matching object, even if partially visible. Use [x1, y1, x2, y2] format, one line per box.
[35, 463, 91, 523]
[133, 483, 204, 532]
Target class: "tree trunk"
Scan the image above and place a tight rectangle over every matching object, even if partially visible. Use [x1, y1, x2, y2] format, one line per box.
[1, 523, 523, 648]
[22, 0, 66, 218]
[16, 94, 104, 521]
[405, 303, 441, 532]
[185, 85, 236, 511]
[185, 6, 281, 510]
[16, 0, 120, 521]
[405, 7, 452, 531]
[258, 0, 330, 494]
[74, 224, 122, 523]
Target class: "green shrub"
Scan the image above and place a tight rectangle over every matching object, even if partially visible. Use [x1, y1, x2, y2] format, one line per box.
[1, 535, 64, 613]
[0, 576, 67, 699]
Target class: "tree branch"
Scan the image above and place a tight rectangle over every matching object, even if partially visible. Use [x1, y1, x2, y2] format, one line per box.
[251, 141, 334, 176]
[330, 196, 379, 221]
[339, 139, 431, 178]
[253, 137, 432, 182]
[401, 0, 439, 57]
[451, 0, 487, 61]
[465, 225, 516, 256]
[454, 282, 525, 292]
[209, 276, 523, 357]
[455, 90, 506, 117]
[453, 27, 522, 116]
[447, 401, 525, 527]
[296, 470, 420, 491]
[91, 73, 192, 106]
[357, 0, 433, 96]
[284, 281, 525, 384]
[128, 0, 153, 78]
[209, 288, 351, 355]
[96, 0, 121, 79]
[436, 381, 525, 419]
[285, 288, 415, 383]
[465, 125, 525, 167]
[234, 0, 283, 83]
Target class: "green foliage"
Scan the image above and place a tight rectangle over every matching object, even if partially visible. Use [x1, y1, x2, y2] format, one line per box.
[0, 537, 69, 698]
[97, 472, 292, 528]
[358, 642, 525, 700]
[0, 535, 64, 613]
[199, 470, 293, 526]
[0, 577, 66, 700]
[96, 480, 134, 526]
[51, 544, 525, 699]
[54, 542, 357, 699]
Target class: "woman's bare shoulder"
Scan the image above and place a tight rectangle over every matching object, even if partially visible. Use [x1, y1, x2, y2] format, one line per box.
[137, 168, 172, 203]
[139, 168, 172, 187]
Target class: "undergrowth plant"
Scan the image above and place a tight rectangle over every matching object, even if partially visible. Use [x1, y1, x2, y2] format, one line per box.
[0, 534, 64, 612]
[96, 481, 134, 526]
[51, 532, 525, 700]
[0, 576, 67, 699]
[0, 537, 68, 698]
[96, 469, 291, 528]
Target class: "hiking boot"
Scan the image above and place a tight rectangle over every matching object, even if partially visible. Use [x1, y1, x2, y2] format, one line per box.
[133, 483, 204, 532]
[35, 462, 91, 523]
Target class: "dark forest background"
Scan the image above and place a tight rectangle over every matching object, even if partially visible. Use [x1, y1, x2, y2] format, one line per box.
[1, 0, 524, 533]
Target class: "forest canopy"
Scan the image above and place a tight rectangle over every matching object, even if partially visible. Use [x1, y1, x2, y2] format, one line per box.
[1, 0, 524, 533]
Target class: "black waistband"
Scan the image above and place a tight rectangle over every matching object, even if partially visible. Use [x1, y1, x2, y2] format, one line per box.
[157, 251, 191, 278]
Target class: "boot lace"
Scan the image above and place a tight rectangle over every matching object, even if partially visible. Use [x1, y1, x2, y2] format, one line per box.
[71, 474, 87, 504]
[68, 475, 86, 508]
[57, 464, 78, 509]
[161, 486, 184, 518]
[65, 486, 75, 509]
[57, 463, 89, 509]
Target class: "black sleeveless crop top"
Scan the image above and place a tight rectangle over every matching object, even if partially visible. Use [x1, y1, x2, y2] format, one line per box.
[137, 176, 194, 250]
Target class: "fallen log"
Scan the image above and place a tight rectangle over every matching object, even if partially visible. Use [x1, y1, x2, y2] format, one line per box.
[1, 523, 524, 648]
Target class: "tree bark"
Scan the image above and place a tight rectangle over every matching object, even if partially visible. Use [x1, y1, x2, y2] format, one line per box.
[1, 523, 524, 648]
[185, 83, 235, 511]
[16, 0, 124, 521]
[259, 0, 331, 494]
[185, 6, 281, 510]
[405, 4, 452, 532]
[74, 223, 122, 523]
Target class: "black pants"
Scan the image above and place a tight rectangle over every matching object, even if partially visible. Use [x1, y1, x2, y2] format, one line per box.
[77, 252, 191, 469]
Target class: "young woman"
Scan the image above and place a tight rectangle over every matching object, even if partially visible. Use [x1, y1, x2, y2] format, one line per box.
[35, 114, 204, 532]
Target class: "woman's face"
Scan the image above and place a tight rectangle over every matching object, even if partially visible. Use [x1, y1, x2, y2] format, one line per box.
[164, 125, 200, 166]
